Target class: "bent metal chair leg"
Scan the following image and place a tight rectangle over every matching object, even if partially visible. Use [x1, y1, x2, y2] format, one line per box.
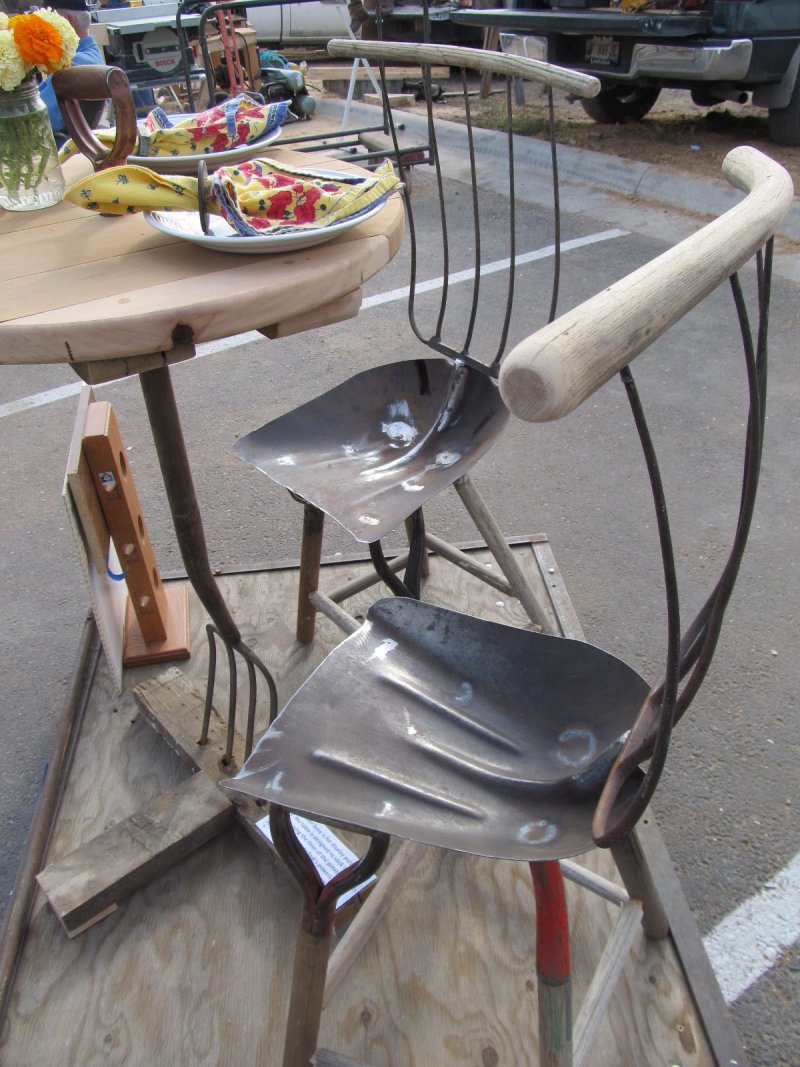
[139, 366, 279, 757]
[297, 502, 326, 644]
[270, 806, 390, 1067]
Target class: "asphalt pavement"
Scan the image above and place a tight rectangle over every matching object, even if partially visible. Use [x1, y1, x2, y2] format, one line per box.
[1, 106, 798, 1064]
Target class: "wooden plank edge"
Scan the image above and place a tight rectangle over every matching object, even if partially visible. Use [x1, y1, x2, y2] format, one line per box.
[157, 533, 552, 582]
[634, 816, 750, 1067]
[0, 617, 101, 1027]
[36, 773, 234, 938]
[133, 666, 246, 775]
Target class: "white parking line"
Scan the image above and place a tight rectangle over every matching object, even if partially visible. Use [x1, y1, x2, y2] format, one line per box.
[360, 228, 630, 308]
[704, 850, 800, 1004]
[0, 228, 627, 422]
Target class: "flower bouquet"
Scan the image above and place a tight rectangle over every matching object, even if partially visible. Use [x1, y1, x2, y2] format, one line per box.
[0, 9, 78, 210]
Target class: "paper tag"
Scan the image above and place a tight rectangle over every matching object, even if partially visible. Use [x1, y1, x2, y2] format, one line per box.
[256, 813, 377, 909]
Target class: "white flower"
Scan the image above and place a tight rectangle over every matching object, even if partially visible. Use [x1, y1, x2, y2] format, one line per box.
[0, 30, 29, 92]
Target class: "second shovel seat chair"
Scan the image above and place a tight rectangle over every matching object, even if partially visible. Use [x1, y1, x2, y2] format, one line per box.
[233, 42, 604, 644]
[230, 595, 651, 858]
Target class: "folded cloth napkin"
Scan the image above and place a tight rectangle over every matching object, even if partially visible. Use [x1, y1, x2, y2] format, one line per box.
[59, 95, 289, 164]
[63, 157, 402, 236]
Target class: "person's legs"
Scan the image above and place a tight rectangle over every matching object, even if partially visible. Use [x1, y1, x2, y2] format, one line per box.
[347, 0, 369, 34]
[349, 0, 394, 37]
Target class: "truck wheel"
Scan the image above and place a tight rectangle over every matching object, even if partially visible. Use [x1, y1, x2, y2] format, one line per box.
[581, 86, 661, 123]
[768, 71, 800, 145]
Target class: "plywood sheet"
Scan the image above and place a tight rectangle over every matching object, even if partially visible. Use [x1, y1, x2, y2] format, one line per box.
[0, 545, 716, 1066]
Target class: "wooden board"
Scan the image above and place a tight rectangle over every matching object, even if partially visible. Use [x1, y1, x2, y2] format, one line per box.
[63, 386, 108, 576]
[122, 583, 191, 668]
[0, 543, 718, 1066]
[35, 773, 233, 938]
[0, 150, 404, 366]
[309, 63, 450, 84]
[62, 386, 127, 691]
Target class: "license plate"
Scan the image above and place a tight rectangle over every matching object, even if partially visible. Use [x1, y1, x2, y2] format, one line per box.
[585, 36, 620, 66]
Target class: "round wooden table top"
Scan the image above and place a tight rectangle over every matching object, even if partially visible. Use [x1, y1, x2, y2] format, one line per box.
[0, 150, 405, 372]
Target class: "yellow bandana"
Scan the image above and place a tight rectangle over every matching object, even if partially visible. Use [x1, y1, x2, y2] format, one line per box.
[64, 157, 402, 236]
[59, 95, 288, 165]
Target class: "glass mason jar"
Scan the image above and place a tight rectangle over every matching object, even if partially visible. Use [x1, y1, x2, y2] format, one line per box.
[0, 77, 65, 212]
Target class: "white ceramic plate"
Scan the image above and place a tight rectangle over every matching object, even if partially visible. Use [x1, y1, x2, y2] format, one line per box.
[104, 116, 283, 175]
[143, 199, 388, 254]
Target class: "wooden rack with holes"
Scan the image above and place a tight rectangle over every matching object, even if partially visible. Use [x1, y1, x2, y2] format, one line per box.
[65, 388, 190, 676]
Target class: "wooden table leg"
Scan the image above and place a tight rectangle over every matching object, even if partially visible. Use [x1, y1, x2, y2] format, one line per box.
[480, 27, 501, 99]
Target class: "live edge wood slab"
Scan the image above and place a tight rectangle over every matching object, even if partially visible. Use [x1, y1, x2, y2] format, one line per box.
[0, 150, 404, 375]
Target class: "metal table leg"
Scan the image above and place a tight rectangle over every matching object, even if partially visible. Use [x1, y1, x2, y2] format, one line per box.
[139, 364, 277, 760]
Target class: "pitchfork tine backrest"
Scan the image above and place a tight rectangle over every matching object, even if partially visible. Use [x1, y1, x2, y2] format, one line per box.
[328, 39, 600, 374]
[230, 37, 603, 644]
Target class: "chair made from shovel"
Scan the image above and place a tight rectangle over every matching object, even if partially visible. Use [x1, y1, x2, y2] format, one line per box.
[224, 144, 790, 1066]
[232, 40, 601, 647]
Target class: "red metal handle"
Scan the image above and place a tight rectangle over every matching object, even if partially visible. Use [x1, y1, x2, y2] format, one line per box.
[530, 860, 570, 985]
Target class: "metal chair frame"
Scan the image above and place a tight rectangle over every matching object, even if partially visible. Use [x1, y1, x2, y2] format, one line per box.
[224, 138, 791, 1067]
[232, 38, 600, 647]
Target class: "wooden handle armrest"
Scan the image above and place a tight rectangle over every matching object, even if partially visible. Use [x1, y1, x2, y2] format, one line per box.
[328, 39, 600, 98]
[51, 65, 137, 171]
[499, 146, 793, 423]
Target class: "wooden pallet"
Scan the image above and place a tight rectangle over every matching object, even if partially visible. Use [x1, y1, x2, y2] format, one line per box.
[0, 540, 744, 1065]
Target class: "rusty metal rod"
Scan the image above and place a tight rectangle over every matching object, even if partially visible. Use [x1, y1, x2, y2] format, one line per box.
[139, 365, 241, 646]
[329, 552, 409, 604]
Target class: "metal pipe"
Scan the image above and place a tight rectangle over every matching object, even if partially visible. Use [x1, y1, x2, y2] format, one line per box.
[139, 365, 241, 646]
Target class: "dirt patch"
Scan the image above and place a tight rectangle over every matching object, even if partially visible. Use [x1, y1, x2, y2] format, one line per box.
[419, 82, 800, 189]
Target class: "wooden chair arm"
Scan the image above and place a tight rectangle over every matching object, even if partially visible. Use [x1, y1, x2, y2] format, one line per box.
[327, 38, 600, 98]
[498, 146, 793, 423]
[51, 65, 138, 171]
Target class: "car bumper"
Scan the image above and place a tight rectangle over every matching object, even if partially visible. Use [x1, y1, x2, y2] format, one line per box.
[500, 32, 753, 82]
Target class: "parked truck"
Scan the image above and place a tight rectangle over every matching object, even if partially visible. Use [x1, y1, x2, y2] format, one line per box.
[453, 0, 800, 145]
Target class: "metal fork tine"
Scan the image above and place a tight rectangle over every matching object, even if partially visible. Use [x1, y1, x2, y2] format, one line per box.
[202, 624, 279, 762]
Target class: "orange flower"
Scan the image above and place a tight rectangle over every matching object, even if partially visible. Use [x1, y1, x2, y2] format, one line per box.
[9, 13, 64, 73]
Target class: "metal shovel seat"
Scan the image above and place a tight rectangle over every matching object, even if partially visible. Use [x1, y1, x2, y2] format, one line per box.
[224, 145, 792, 1067]
[233, 41, 602, 644]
